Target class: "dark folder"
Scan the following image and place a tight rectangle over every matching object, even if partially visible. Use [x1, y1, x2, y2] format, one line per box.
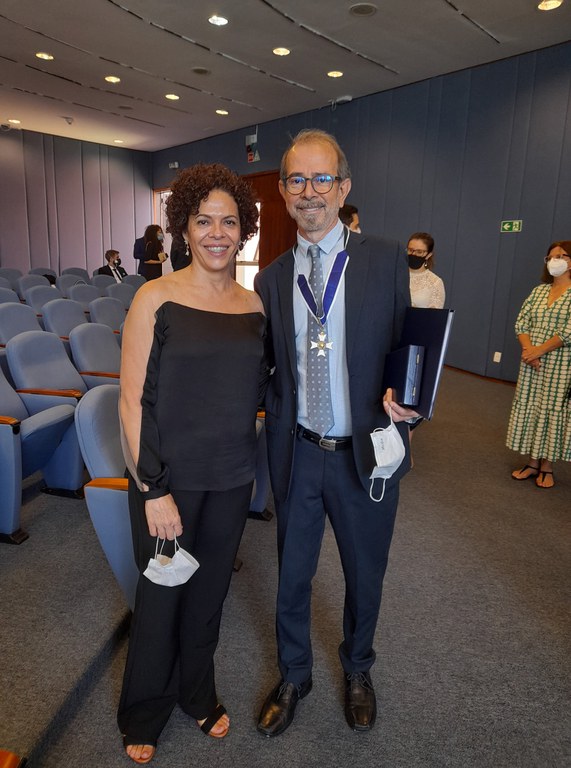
[383, 344, 425, 407]
[388, 307, 455, 420]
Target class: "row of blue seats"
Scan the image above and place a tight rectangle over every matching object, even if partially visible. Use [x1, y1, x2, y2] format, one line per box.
[0, 266, 145, 292]
[0, 327, 120, 546]
[0, 280, 138, 314]
[0, 303, 123, 386]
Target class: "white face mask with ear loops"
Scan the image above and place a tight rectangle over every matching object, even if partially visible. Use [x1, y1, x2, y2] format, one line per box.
[143, 536, 199, 587]
[547, 258, 569, 277]
[368, 406, 406, 503]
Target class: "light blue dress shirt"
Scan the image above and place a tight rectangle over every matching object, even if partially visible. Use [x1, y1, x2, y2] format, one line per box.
[294, 220, 352, 437]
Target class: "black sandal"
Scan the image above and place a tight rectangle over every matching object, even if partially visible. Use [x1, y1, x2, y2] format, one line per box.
[512, 464, 539, 481]
[535, 470, 554, 488]
[198, 703, 229, 738]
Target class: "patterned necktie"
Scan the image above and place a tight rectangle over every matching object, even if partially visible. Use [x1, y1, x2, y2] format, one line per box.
[112, 267, 122, 282]
[306, 244, 334, 436]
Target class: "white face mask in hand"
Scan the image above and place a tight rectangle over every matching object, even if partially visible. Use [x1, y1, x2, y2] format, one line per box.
[369, 406, 406, 502]
[143, 536, 199, 587]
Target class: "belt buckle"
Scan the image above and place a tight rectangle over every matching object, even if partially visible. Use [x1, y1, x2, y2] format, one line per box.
[318, 437, 337, 452]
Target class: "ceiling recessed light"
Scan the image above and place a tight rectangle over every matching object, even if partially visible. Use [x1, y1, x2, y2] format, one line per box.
[192, 67, 211, 76]
[114, 139, 124, 144]
[327, 71, 344, 78]
[208, 15, 228, 26]
[35, 52, 54, 60]
[165, 93, 180, 100]
[537, 0, 562, 9]
[349, 3, 378, 16]
[216, 109, 229, 116]
[273, 47, 290, 56]
[105, 75, 121, 84]
[8, 119, 21, 125]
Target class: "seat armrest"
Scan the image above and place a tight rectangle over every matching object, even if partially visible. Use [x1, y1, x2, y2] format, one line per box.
[0, 415, 21, 427]
[85, 477, 128, 491]
[79, 371, 120, 379]
[17, 388, 83, 399]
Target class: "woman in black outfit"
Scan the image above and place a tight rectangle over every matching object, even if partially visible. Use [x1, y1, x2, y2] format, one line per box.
[118, 163, 267, 763]
[141, 224, 167, 280]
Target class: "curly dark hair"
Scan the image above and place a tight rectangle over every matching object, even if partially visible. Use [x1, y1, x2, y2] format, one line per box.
[166, 163, 258, 243]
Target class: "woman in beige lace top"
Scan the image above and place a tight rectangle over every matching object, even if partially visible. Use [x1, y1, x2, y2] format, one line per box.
[407, 232, 445, 309]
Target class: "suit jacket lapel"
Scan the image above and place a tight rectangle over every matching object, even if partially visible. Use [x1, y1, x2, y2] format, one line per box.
[276, 251, 297, 381]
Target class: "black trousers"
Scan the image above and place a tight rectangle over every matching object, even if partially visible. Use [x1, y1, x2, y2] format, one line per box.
[274, 434, 399, 685]
[117, 479, 252, 744]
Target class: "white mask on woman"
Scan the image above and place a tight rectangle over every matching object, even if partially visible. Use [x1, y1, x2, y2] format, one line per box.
[547, 258, 569, 277]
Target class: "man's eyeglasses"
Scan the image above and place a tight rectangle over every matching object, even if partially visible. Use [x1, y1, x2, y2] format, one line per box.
[283, 174, 342, 195]
[407, 248, 428, 257]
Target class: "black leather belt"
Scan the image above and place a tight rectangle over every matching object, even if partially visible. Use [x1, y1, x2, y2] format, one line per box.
[297, 425, 352, 452]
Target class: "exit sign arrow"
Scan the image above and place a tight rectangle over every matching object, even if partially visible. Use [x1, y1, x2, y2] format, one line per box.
[500, 220, 523, 232]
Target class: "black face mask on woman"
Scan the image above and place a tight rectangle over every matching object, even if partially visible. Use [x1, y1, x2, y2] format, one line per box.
[408, 254, 427, 270]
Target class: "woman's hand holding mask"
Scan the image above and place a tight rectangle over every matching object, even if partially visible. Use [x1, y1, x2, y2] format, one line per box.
[145, 494, 183, 540]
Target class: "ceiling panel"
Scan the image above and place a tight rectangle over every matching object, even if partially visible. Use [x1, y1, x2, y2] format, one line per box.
[0, 0, 569, 151]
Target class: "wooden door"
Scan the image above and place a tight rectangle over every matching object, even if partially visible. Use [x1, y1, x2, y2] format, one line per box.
[243, 170, 297, 269]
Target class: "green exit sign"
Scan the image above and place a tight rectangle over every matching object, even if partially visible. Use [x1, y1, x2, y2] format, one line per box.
[500, 220, 523, 232]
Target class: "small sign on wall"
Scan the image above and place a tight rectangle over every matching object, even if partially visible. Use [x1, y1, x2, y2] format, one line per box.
[500, 220, 523, 232]
[246, 129, 260, 163]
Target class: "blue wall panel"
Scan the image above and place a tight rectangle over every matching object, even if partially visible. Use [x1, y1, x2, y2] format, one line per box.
[152, 42, 571, 383]
[1, 42, 570, 382]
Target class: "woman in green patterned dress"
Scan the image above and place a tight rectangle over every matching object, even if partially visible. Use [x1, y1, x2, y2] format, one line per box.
[507, 241, 571, 488]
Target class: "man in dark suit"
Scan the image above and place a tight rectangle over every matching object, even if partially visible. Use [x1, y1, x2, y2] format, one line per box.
[98, 249, 127, 282]
[255, 129, 419, 737]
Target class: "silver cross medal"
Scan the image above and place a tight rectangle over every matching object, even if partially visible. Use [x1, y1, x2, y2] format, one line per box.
[311, 327, 333, 357]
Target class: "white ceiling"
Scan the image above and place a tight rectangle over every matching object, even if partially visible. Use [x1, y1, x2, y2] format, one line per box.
[1, 0, 570, 152]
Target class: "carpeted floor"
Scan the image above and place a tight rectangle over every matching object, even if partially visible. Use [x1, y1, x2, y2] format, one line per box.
[1, 368, 569, 767]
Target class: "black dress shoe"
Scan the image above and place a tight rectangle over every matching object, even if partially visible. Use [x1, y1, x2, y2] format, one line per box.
[257, 677, 312, 737]
[344, 671, 377, 731]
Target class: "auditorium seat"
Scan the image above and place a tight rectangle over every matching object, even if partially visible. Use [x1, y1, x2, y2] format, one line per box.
[0, 287, 20, 304]
[61, 267, 91, 283]
[91, 274, 115, 294]
[42, 298, 89, 339]
[29, 267, 57, 279]
[69, 323, 121, 388]
[88, 297, 125, 334]
[16, 274, 50, 301]
[0, 268, 23, 291]
[74, 384, 138, 609]
[67, 284, 100, 314]
[0, 303, 43, 345]
[105, 282, 136, 309]
[56, 273, 87, 298]
[0, 366, 84, 545]
[122, 274, 146, 289]
[6, 330, 86, 406]
[23, 285, 63, 322]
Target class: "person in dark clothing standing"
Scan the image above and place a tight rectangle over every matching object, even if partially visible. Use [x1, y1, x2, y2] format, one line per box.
[139, 225, 168, 281]
[169, 232, 191, 271]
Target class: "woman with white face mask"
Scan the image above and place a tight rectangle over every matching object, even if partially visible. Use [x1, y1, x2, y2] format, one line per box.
[507, 241, 571, 488]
